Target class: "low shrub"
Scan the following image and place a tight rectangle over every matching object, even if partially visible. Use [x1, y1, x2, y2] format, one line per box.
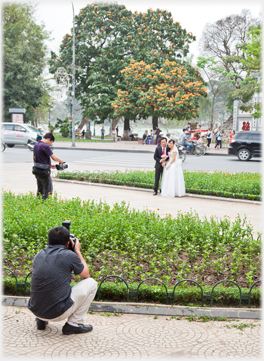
[2, 192, 261, 287]
[56, 170, 261, 201]
[3, 277, 261, 308]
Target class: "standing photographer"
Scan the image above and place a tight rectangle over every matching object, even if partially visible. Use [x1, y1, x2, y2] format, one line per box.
[28, 226, 97, 335]
[33, 133, 64, 200]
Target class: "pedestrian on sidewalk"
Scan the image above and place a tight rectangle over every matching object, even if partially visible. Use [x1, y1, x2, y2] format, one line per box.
[142, 130, 148, 144]
[154, 126, 161, 144]
[206, 127, 212, 148]
[101, 127, 105, 140]
[229, 130, 235, 142]
[28, 226, 97, 335]
[157, 133, 164, 147]
[128, 128, 135, 141]
[214, 125, 221, 148]
[215, 130, 222, 149]
[37, 128, 43, 141]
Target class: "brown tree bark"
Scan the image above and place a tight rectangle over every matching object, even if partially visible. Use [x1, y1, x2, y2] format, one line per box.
[152, 116, 158, 130]
[123, 118, 130, 139]
[106, 119, 120, 136]
[77, 116, 89, 131]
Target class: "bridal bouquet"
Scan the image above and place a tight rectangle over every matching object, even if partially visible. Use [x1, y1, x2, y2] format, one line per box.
[161, 154, 168, 167]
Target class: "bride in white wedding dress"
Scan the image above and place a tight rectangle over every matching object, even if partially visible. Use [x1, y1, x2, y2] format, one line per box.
[161, 139, 185, 198]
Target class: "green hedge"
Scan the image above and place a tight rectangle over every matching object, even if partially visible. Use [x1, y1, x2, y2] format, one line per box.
[3, 277, 261, 307]
[56, 170, 261, 201]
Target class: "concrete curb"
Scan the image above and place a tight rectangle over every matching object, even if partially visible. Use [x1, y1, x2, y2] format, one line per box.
[54, 146, 154, 154]
[53, 146, 229, 156]
[2, 296, 261, 319]
[52, 178, 261, 205]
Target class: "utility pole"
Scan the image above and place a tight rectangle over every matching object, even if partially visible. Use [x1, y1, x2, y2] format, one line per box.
[71, 2, 76, 147]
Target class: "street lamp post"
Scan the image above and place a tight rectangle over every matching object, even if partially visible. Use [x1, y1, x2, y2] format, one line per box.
[94, 121, 95, 136]
[49, 105, 53, 129]
[71, 2, 76, 147]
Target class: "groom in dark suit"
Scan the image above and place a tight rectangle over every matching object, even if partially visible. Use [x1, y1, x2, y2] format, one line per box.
[153, 137, 169, 195]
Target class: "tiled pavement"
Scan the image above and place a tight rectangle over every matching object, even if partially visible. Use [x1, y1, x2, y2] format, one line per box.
[2, 305, 262, 359]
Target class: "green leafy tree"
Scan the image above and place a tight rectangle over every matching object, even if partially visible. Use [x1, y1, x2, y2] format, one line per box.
[226, 25, 262, 119]
[3, 2, 51, 123]
[112, 59, 207, 121]
[48, 3, 196, 134]
[197, 57, 232, 128]
[54, 117, 71, 137]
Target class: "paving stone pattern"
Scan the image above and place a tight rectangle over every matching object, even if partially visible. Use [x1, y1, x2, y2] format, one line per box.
[2, 306, 262, 359]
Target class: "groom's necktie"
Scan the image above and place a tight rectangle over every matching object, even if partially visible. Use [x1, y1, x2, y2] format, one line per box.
[162, 147, 165, 155]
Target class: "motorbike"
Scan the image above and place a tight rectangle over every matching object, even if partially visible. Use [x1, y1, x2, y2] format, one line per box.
[176, 143, 186, 162]
[27, 139, 53, 151]
[180, 140, 204, 156]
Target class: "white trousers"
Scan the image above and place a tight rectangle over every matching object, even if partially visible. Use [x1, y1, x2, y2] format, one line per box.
[38, 278, 97, 324]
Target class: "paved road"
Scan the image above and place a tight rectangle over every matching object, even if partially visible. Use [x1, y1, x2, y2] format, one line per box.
[2, 305, 261, 359]
[2, 146, 262, 173]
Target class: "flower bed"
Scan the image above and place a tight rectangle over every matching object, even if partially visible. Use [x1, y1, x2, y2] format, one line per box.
[3, 192, 261, 291]
[56, 170, 261, 201]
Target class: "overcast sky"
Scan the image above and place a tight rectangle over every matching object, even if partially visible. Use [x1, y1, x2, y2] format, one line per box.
[31, 0, 262, 60]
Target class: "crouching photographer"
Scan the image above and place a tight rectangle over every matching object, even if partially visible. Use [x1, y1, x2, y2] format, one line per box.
[28, 225, 97, 335]
[32, 133, 65, 200]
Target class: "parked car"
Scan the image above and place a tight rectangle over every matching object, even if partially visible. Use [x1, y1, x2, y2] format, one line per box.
[228, 131, 262, 161]
[1, 123, 38, 147]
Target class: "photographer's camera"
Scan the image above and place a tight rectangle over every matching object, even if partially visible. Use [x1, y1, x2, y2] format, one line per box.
[62, 220, 76, 251]
[56, 163, 68, 171]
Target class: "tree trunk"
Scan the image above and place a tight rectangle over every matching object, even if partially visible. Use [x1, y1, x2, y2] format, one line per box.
[106, 118, 119, 136]
[123, 118, 130, 139]
[152, 116, 158, 129]
[77, 116, 89, 131]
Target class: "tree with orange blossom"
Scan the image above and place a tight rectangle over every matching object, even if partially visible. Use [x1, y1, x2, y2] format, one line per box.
[112, 59, 207, 122]
[48, 3, 196, 134]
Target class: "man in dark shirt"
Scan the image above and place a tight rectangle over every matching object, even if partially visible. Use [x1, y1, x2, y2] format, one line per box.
[28, 226, 97, 335]
[33, 133, 64, 200]
[153, 137, 168, 195]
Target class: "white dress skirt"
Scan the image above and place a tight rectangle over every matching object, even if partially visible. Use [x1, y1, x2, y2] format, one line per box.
[161, 147, 185, 198]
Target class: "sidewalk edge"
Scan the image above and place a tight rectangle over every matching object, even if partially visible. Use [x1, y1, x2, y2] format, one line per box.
[53, 146, 228, 155]
[2, 296, 261, 319]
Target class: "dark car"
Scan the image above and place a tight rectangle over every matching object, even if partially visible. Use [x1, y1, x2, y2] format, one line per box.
[228, 131, 262, 161]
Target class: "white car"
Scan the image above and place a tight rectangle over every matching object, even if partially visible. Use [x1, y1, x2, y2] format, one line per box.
[1, 123, 38, 147]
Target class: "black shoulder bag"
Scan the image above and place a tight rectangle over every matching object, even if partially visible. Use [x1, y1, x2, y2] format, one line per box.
[32, 146, 51, 179]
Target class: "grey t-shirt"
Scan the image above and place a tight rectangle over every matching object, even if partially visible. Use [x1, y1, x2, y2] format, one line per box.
[28, 245, 84, 319]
